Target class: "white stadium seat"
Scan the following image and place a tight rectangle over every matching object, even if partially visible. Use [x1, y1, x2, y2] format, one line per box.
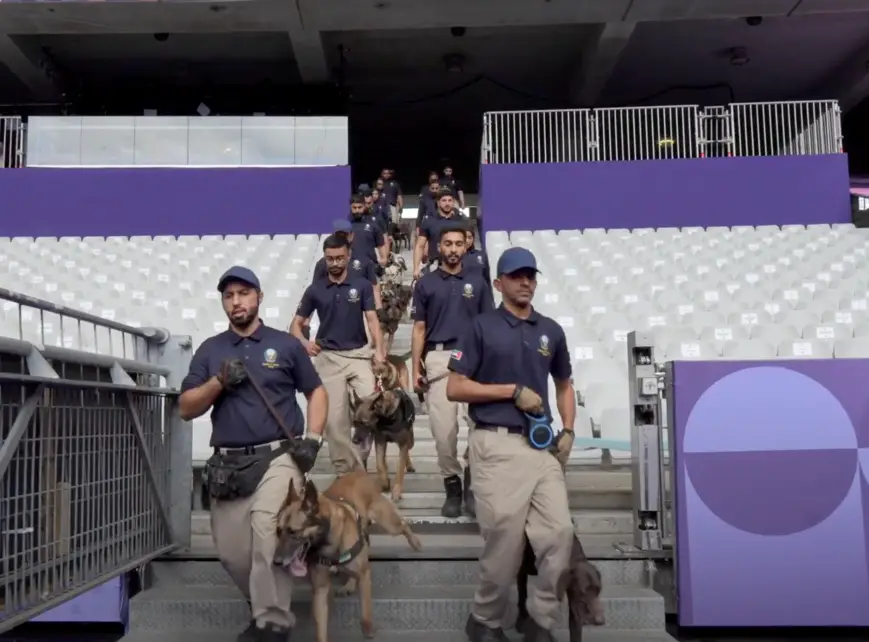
[483, 224, 869, 456]
[3, 224, 869, 464]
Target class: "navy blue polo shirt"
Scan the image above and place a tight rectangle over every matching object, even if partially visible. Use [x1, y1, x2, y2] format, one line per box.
[297, 276, 375, 350]
[411, 269, 494, 345]
[463, 249, 491, 284]
[441, 176, 462, 195]
[420, 212, 467, 244]
[382, 179, 402, 206]
[349, 216, 385, 264]
[180, 324, 321, 447]
[373, 199, 391, 226]
[312, 255, 378, 285]
[448, 306, 572, 430]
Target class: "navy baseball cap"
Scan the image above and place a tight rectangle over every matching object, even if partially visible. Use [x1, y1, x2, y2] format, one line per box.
[332, 219, 353, 233]
[496, 247, 540, 276]
[217, 266, 261, 292]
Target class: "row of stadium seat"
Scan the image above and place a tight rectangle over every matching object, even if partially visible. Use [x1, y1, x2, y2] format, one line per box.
[1, 223, 864, 462]
[486, 223, 869, 459]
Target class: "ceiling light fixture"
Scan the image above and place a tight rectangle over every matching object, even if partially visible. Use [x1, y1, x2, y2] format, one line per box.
[444, 53, 465, 73]
[729, 47, 750, 67]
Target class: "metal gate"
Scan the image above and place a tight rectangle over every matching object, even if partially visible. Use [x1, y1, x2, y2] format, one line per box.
[1, 117, 25, 168]
[0, 288, 192, 632]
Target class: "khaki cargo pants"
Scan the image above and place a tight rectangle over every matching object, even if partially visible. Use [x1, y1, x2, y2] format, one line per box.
[315, 346, 376, 474]
[468, 428, 574, 631]
[424, 349, 463, 477]
[210, 446, 303, 629]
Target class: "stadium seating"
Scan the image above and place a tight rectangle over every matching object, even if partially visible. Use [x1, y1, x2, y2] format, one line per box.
[3, 223, 869, 463]
[486, 223, 869, 458]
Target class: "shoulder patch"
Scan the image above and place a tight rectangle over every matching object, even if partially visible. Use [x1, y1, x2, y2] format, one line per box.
[450, 349, 463, 361]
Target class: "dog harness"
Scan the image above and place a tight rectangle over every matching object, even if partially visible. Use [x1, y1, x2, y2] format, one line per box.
[315, 497, 370, 569]
[372, 390, 416, 438]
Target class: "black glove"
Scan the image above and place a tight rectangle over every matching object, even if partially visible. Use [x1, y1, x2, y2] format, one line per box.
[292, 437, 323, 474]
[218, 358, 247, 390]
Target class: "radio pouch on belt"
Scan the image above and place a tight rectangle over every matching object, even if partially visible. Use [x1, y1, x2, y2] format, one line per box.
[205, 450, 285, 501]
[205, 364, 299, 501]
[524, 412, 555, 450]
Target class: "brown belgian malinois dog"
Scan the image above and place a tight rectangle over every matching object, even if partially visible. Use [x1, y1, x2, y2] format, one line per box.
[274, 469, 423, 642]
[350, 358, 416, 500]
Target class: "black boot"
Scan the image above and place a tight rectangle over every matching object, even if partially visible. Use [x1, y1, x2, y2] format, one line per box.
[465, 614, 509, 642]
[255, 623, 291, 642]
[442, 475, 462, 518]
[521, 617, 555, 642]
[463, 466, 476, 518]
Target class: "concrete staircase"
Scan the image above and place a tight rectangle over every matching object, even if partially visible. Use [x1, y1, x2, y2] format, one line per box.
[122, 252, 676, 642]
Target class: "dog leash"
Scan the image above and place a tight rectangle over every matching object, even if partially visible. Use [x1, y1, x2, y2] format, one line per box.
[241, 364, 311, 482]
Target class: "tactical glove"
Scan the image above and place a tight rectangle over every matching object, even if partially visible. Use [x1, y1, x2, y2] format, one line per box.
[513, 385, 544, 415]
[550, 430, 575, 469]
[292, 437, 323, 474]
[218, 358, 248, 390]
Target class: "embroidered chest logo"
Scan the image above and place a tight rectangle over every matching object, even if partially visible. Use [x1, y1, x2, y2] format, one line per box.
[263, 348, 279, 368]
[476, 255, 483, 264]
[462, 283, 474, 299]
[348, 288, 360, 303]
[352, 259, 361, 270]
[364, 224, 371, 232]
[538, 334, 551, 357]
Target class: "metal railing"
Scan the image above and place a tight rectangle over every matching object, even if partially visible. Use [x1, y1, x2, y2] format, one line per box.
[0, 289, 193, 632]
[1, 117, 25, 168]
[482, 99, 844, 164]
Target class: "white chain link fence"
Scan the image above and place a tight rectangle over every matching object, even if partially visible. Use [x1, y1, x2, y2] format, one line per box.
[482, 100, 843, 164]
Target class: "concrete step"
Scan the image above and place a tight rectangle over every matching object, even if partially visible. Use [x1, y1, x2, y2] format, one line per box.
[310, 454, 613, 475]
[190, 508, 634, 539]
[128, 584, 665, 632]
[308, 470, 632, 508]
[150, 556, 646, 590]
[179, 531, 640, 561]
[120, 628, 678, 642]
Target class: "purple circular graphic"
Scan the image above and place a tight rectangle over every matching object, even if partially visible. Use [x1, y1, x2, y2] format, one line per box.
[683, 366, 858, 536]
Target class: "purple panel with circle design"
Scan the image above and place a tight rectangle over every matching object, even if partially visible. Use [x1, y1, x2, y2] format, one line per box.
[672, 360, 869, 627]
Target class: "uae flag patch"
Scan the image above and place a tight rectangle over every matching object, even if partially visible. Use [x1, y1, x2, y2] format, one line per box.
[450, 349, 463, 361]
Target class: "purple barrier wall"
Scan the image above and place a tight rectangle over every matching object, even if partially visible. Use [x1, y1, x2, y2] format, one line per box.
[32, 576, 127, 625]
[672, 359, 869, 627]
[480, 155, 851, 231]
[0, 167, 350, 237]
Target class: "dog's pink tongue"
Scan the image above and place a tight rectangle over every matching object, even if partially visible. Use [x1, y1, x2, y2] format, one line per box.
[289, 556, 308, 578]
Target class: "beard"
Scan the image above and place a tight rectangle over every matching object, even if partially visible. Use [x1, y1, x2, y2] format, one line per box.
[228, 306, 259, 330]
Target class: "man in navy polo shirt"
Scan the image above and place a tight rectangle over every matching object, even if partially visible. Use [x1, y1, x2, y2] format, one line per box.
[416, 179, 441, 229]
[413, 188, 466, 280]
[349, 193, 387, 267]
[446, 247, 577, 642]
[411, 223, 493, 518]
[462, 226, 491, 285]
[179, 265, 327, 642]
[378, 168, 403, 225]
[441, 165, 466, 210]
[312, 220, 382, 305]
[290, 234, 387, 475]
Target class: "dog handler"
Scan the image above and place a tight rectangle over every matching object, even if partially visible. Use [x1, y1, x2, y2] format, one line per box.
[446, 247, 577, 642]
[411, 222, 493, 518]
[290, 234, 387, 475]
[179, 266, 327, 642]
